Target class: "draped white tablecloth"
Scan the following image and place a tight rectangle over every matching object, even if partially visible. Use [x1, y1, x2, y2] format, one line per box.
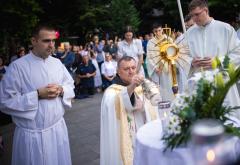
[133, 120, 240, 165]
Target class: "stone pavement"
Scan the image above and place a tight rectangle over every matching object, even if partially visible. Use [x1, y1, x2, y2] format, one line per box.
[0, 93, 103, 165]
[65, 93, 102, 165]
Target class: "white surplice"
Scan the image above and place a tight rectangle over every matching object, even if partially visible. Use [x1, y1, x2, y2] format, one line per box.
[100, 84, 158, 165]
[186, 19, 240, 118]
[0, 53, 75, 165]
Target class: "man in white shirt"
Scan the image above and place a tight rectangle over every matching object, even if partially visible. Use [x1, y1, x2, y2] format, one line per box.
[186, 0, 240, 118]
[0, 25, 75, 165]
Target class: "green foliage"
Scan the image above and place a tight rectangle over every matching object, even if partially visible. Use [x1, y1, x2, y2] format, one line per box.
[208, 0, 240, 21]
[163, 56, 240, 150]
[161, 0, 191, 29]
[161, 0, 240, 28]
[0, 0, 42, 57]
[109, 0, 141, 34]
[37, 0, 110, 38]
[1, 0, 239, 57]
[223, 55, 230, 69]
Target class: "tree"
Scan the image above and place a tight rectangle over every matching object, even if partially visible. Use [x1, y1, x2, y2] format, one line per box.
[0, 0, 42, 59]
[37, 0, 112, 42]
[109, 0, 141, 35]
[207, 0, 240, 24]
[161, 0, 191, 30]
[161, 0, 240, 28]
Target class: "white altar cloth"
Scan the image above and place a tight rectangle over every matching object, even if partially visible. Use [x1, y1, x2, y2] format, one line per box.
[134, 120, 240, 165]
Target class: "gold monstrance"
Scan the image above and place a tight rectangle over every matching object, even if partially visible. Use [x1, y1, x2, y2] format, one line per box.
[148, 25, 190, 95]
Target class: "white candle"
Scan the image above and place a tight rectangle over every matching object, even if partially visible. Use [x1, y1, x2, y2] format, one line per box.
[158, 101, 171, 132]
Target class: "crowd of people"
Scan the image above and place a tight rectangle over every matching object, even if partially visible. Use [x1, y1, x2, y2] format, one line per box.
[0, 14, 208, 101]
[0, 0, 240, 164]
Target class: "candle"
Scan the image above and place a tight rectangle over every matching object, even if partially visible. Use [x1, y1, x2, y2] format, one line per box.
[158, 101, 171, 132]
[206, 149, 215, 163]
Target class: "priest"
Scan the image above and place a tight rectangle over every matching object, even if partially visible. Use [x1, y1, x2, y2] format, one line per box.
[0, 25, 75, 165]
[100, 56, 158, 165]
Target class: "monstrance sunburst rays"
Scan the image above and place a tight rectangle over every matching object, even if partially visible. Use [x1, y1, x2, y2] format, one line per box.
[148, 38, 190, 95]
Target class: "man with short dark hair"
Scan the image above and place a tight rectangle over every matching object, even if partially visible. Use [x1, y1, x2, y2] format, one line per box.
[187, 0, 240, 72]
[186, 0, 240, 118]
[100, 56, 158, 165]
[0, 25, 75, 165]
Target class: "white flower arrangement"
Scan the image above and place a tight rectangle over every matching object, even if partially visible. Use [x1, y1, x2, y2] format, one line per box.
[162, 56, 240, 150]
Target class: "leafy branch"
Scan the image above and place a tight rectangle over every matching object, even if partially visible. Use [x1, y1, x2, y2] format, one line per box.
[163, 56, 240, 150]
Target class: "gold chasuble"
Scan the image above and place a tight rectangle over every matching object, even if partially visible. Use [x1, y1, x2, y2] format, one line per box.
[109, 84, 157, 165]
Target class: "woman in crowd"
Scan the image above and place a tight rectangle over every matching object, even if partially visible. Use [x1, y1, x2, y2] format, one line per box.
[76, 55, 96, 99]
[101, 53, 117, 90]
[117, 26, 145, 76]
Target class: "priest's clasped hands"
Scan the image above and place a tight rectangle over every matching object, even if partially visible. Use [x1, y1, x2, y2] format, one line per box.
[37, 84, 63, 99]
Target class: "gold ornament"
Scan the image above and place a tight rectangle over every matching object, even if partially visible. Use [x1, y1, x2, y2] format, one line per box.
[148, 25, 190, 95]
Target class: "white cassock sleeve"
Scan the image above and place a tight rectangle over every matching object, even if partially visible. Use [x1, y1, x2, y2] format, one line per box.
[61, 64, 75, 108]
[227, 27, 240, 67]
[0, 63, 38, 120]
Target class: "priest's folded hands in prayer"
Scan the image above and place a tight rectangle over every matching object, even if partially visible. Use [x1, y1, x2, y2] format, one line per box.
[37, 84, 63, 99]
[191, 56, 212, 70]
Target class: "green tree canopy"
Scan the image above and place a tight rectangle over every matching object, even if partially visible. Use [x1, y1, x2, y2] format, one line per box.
[0, 0, 42, 57]
[1, 0, 239, 59]
[109, 0, 141, 35]
[161, 0, 240, 27]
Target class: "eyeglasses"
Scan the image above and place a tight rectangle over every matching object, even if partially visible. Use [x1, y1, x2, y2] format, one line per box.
[41, 39, 56, 43]
[190, 9, 205, 18]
